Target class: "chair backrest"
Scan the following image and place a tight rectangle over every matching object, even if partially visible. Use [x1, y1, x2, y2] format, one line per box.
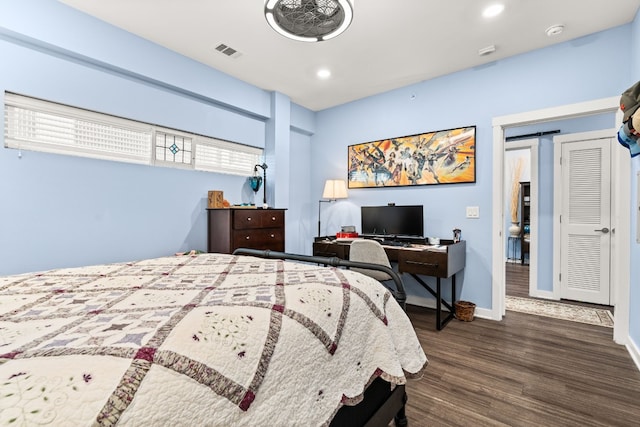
[349, 239, 393, 281]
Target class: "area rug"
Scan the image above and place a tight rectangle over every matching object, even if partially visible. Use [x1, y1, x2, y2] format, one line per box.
[505, 296, 614, 328]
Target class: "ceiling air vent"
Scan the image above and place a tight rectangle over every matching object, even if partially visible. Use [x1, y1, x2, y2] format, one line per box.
[214, 43, 242, 59]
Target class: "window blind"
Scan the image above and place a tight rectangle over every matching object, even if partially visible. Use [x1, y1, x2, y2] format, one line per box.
[4, 92, 263, 176]
[4, 92, 152, 164]
[195, 138, 262, 176]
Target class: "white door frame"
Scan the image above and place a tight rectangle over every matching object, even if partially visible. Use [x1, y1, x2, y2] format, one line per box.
[553, 130, 616, 304]
[491, 96, 630, 346]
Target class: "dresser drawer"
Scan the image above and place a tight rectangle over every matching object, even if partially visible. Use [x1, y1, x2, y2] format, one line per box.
[233, 210, 285, 230]
[233, 228, 285, 251]
[258, 210, 284, 229]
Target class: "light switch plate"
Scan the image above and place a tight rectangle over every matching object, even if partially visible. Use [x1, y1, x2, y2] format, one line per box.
[466, 206, 480, 218]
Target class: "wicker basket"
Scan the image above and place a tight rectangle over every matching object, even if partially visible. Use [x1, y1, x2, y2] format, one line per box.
[454, 301, 476, 322]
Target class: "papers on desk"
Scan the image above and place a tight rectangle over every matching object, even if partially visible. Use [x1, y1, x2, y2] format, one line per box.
[424, 244, 447, 252]
[402, 244, 447, 252]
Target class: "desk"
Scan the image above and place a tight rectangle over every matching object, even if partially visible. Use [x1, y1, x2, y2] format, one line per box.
[313, 238, 466, 330]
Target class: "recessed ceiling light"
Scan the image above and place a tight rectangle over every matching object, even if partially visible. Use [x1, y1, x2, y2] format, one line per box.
[545, 24, 564, 37]
[483, 4, 505, 18]
[317, 69, 331, 79]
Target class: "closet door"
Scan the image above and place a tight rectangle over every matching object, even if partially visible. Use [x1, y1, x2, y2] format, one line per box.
[560, 137, 611, 305]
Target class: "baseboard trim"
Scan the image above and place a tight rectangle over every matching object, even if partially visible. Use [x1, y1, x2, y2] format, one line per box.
[530, 290, 555, 300]
[405, 296, 493, 321]
[473, 306, 493, 320]
[627, 335, 640, 373]
[406, 296, 441, 310]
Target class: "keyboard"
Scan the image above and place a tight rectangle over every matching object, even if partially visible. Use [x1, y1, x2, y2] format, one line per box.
[381, 240, 408, 247]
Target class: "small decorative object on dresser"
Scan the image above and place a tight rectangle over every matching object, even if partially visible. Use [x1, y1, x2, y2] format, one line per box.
[207, 207, 285, 253]
[453, 228, 461, 243]
[207, 190, 224, 208]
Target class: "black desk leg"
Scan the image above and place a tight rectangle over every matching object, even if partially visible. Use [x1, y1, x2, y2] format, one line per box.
[435, 277, 441, 328]
[410, 274, 456, 330]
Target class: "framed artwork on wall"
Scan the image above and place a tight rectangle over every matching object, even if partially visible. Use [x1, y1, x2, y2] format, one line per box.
[347, 125, 476, 188]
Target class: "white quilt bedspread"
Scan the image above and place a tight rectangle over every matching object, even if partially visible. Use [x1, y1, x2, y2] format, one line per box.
[0, 253, 427, 426]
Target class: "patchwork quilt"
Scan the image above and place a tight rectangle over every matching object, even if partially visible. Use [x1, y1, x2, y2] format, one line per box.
[0, 253, 427, 426]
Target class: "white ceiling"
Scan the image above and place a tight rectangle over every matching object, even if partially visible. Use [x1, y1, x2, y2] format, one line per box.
[59, 0, 640, 112]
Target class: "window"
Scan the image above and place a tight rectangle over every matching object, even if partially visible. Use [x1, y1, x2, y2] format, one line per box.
[4, 92, 262, 176]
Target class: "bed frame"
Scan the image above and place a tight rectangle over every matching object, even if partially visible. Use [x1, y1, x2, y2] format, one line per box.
[232, 248, 409, 427]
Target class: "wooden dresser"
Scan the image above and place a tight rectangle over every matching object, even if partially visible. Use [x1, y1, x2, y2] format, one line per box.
[207, 208, 285, 254]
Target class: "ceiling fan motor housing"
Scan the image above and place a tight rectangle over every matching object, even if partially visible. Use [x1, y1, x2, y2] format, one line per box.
[265, 0, 354, 42]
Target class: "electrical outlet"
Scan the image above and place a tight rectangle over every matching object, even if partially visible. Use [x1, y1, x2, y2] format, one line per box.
[466, 206, 480, 218]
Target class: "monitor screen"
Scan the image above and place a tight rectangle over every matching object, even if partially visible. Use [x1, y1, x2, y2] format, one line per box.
[361, 205, 424, 237]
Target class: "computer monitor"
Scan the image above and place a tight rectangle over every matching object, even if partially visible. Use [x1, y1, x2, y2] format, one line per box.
[361, 205, 424, 238]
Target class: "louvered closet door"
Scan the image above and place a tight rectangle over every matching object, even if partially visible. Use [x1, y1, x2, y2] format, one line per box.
[560, 138, 611, 305]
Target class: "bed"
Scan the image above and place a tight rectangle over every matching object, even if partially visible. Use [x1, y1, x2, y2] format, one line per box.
[0, 250, 427, 426]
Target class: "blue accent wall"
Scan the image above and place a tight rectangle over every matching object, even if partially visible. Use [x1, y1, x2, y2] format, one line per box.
[312, 25, 633, 310]
[0, 0, 638, 350]
[0, 0, 313, 274]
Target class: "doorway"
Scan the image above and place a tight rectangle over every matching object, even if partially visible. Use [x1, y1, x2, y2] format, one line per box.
[504, 139, 538, 299]
[491, 96, 630, 345]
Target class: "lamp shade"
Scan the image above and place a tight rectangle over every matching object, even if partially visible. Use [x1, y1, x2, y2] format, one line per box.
[322, 179, 348, 199]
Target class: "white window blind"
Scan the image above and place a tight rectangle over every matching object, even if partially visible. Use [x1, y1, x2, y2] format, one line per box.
[195, 138, 262, 176]
[3, 92, 263, 175]
[4, 92, 152, 164]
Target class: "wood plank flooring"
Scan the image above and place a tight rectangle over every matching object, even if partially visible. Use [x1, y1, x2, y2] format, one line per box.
[402, 305, 640, 426]
[505, 262, 613, 311]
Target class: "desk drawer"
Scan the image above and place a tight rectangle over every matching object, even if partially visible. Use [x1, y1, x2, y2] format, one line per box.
[399, 250, 448, 277]
[312, 242, 349, 259]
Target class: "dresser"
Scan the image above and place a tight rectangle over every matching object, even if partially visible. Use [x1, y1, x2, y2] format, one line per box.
[207, 208, 285, 254]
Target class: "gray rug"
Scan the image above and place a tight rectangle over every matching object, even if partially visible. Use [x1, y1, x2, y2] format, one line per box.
[505, 296, 614, 328]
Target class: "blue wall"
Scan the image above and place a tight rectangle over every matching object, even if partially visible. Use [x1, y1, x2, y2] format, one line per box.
[312, 25, 634, 310]
[0, 0, 314, 274]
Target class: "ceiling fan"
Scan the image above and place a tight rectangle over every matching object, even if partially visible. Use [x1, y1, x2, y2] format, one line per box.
[264, 0, 354, 42]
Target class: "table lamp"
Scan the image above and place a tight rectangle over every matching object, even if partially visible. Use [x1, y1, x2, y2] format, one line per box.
[318, 179, 348, 236]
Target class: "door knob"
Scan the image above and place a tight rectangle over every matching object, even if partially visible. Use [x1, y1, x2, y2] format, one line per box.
[594, 227, 610, 233]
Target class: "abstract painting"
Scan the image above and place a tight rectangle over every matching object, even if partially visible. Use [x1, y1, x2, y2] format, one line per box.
[348, 126, 476, 188]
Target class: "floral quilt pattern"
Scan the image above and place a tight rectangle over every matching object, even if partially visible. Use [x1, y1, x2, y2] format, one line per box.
[0, 253, 427, 426]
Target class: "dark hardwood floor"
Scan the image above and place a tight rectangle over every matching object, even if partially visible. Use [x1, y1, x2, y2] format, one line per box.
[505, 261, 532, 298]
[403, 305, 640, 426]
[505, 262, 613, 312]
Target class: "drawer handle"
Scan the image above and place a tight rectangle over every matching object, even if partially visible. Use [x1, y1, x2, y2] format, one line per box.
[406, 260, 439, 268]
[271, 216, 276, 221]
[270, 234, 275, 238]
[247, 217, 252, 221]
[245, 236, 250, 240]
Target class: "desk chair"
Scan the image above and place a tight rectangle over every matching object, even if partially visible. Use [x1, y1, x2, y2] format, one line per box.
[349, 239, 393, 282]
